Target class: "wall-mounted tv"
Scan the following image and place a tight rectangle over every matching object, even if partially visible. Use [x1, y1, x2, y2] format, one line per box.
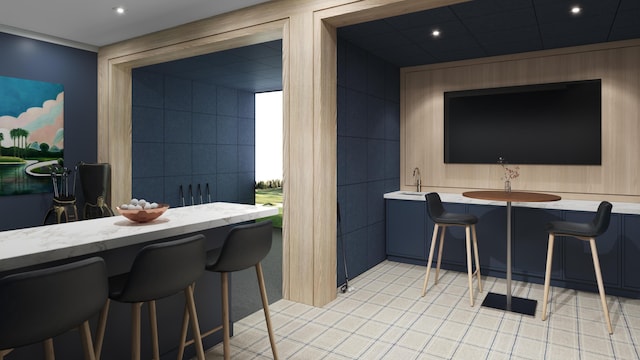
[444, 79, 602, 165]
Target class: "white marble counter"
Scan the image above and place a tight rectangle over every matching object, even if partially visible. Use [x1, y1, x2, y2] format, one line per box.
[384, 191, 640, 215]
[0, 202, 278, 272]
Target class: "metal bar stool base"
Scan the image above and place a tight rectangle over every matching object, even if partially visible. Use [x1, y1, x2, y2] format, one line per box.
[481, 292, 537, 316]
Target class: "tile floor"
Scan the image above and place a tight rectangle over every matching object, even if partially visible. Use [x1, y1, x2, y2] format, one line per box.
[203, 261, 640, 359]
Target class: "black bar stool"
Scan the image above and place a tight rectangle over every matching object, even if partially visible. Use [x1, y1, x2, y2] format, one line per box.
[542, 201, 613, 334]
[179, 220, 278, 360]
[95, 235, 207, 360]
[422, 192, 482, 306]
[0, 257, 108, 360]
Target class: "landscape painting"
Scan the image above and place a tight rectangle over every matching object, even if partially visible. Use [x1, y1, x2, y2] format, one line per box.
[0, 76, 64, 195]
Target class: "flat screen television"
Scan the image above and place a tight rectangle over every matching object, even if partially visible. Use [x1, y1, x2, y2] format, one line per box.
[444, 79, 602, 165]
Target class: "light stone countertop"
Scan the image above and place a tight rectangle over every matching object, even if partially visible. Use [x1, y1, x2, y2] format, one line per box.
[0, 202, 278, 272]
[384, 191, 640, 215]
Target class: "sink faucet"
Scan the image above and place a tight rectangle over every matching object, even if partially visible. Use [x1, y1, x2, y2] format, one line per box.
[413, 167, 421, 192]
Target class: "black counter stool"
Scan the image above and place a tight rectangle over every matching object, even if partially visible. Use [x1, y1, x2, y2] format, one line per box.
[179, 220, 278, 360]
[95, 235, 207, 360]
[422, 192, 482, 306]
[542, 201, 613, 334]
[0, 257, 108, 360]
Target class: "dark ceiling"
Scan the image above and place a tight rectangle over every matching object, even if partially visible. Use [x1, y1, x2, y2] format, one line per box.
[141, 0, 639, 93]
[339, 0, 640, 67]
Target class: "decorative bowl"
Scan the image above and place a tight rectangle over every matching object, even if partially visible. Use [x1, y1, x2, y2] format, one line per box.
[116, 204, 169, 223]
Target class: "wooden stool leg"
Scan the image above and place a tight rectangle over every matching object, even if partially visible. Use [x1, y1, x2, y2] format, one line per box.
[589, 239, 613, 334]
[94, 299, 110, 360]
[185, 284, 206, 360]
[0, 349, 13, 359]
[221, 272, 231, 360]
[471, 225, 482, 293]
[422, 224, 440, 296]
[131, 302, 142, 360]
[256, 263, 279, 360]
[44, 338, 55, 360]
[435, 226, 446, 284]
[79, 320, 97, 360]
[542, 234, 555, 321]
[177, 301, 190, 360]
[149, 300, 160, 360]
[465, 225, 474, 306]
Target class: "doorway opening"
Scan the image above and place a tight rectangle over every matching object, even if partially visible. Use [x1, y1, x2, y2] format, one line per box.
[254, 90, 283, 228]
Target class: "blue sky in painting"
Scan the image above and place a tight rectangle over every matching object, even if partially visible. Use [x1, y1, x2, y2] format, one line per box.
[0, 76, 63, 117]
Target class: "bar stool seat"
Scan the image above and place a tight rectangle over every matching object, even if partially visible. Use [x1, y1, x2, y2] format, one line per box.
[422, 192, 482, 306]
[180, 220, 278, 360]
[95, 235, 207, 360]
[0, 257, 108, 360]
[542, 201, 613, 334]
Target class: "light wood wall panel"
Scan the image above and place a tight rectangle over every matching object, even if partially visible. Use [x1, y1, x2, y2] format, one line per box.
[401, 40, 640, 202]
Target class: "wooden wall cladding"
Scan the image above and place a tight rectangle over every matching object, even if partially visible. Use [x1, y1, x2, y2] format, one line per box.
[401, 40, 640, 202]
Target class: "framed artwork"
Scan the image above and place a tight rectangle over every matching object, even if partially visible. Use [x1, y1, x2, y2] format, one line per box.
[0, 76, 64, 195]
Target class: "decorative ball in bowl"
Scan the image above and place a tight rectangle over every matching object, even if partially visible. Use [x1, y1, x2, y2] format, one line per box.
[117, 199, 169, 223]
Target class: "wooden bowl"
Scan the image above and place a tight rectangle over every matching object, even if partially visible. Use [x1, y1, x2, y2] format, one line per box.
[116, 204, 169, 223]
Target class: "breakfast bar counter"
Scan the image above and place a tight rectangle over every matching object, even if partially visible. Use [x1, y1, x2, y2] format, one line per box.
[0, 202, 277, 272]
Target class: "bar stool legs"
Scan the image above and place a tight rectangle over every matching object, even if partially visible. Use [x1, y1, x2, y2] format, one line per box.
[179, 265, 279, 360]
[256, 263, 278, 358]
[174, 284, 206, 360]
[422, 223, 482, 306]
[542, 233, 613, 334]
[541, 234, 555, 322]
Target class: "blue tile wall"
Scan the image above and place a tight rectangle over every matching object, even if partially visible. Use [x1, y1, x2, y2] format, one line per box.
[164, 77, 192, 111]
[192, 82, 217, 114]
[192, 113, 217, 144]
[132, 106, 163, 142]
[337, 38, 400, 285]
[164, 110, 192, 143]
[132, 70, 255, 208]
[217, 87, 238, 116]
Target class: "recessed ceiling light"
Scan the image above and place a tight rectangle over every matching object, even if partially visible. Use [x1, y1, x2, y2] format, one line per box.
[432, 30, 441, 38]
[113, 6, 126, 15]
[570, 6, 582, 15]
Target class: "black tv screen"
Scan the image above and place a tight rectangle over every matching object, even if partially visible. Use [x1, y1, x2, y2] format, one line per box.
[444, 79, 601, 165]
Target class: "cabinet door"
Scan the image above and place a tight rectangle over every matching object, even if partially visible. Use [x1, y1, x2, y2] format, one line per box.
[469, 204, 507, 273]
[623, 214, 640, 289]
[564, 212, 620, 287]
[386, 200, 427, 261]
[513, 207, 563, 280]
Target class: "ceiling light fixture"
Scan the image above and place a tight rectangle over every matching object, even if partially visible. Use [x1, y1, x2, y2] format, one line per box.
[432, 29, 441, 38]
[570, 6, 582, 15]
[113, 6, 126, 15]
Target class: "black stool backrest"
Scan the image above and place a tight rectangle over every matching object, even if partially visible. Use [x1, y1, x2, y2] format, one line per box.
[0, 257, 108, 349]
[425, 192, 446, 221]
[208, 220, 273, 273]
[591, 201, 613, 237]
[115, 234, 206, 302]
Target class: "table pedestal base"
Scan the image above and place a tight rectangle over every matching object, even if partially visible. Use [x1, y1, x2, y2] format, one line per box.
[481, 292, 537, 316]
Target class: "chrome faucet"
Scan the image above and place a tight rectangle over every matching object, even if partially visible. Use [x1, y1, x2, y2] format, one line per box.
[413, 167, 421, 192]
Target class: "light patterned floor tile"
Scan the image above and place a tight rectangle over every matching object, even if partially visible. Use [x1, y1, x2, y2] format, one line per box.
[201, 260, 640, 360]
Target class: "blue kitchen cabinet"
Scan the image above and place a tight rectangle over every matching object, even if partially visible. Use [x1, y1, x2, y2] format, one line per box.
[623, 214, 640, 290]
[385, 199, 428, 264]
